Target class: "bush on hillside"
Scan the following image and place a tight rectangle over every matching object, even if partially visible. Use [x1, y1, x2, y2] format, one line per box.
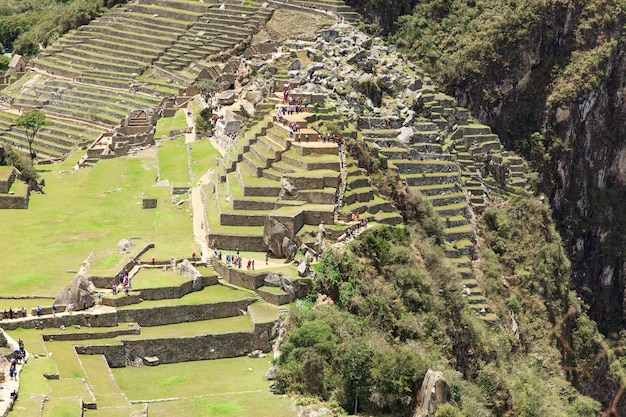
[0, 144, 38, 182]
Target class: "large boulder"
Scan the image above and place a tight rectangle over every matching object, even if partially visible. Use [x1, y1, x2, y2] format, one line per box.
[117, 239, 132, 253]
[54, 275, 96, 310]
[289, 59, 301, 71]
[178, 259, 201, 280]
[281, 276, 312, 299]
[281, 236, 297, 260]
[216, 90, 236, 105]
[264, 272, 283, 287]
[178, 259, 203, 291]
[245, 90, 263, 105]
[413, 369, 450, 417]
[263, 217, 292, 258]
[320, 29, 339, 43]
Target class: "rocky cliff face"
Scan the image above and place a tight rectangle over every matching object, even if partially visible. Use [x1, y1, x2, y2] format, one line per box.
[344, 0, 418, 33]
[369, 0, 626, 334]
[455, 4, 626, 334]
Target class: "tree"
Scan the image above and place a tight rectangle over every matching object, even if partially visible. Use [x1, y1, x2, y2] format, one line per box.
[194, 79, 220, 102]
[16, 109, 46, 160]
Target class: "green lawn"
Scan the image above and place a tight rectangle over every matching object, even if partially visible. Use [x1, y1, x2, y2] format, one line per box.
[117, 284, 252, 309]
[80, 354, 130, 408]
[147, 392, 294, 417]
[131, 268, 191, 289]
[0, 152, 196, 297]
[112, 356, 275, 401]
[158, 137, 191, 186]
[189, 139, 221, 183]
[155, 109, 188, 138]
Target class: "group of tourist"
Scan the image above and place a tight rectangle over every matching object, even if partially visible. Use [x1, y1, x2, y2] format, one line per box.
[225, 253, 249, 269]
[316, 132, 344, 146]
[343, 216, 368, 242]
[8, 339, 25, 381]
[113, 269, 132, 296]
[1, 307, 27, 320]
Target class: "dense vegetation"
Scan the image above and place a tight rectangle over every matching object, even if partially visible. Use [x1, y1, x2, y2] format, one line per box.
[388, 0, 625, 171]
[276, 190, 624, 415]
[0, 0, 125, 56]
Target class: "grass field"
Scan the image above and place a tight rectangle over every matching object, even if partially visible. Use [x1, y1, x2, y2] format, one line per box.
[155, 109, 188, 138]
[0, 151, 197, 297]
[189, 139, 221, 183]
[158, 137, 191, 186]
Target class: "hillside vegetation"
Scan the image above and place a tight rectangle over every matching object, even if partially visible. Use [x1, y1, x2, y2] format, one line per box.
[277, 192, 624, 415]
[382, 0, 626, 342]
[0, 0, 124, 55]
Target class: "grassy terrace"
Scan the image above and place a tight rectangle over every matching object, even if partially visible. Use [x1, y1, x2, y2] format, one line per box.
[0, 152, 197, 296]
[131, 268, 193, 289]
[79, 354, 131, 408]
[110, 357, 293, 417]
[158, 137, 190, 186]
[155, 109, 188, 138]
[248, 302, 283, 324]
[116, 284, 252, 309]
[189, 139, 221, 183]
[118, 315, 253, 339]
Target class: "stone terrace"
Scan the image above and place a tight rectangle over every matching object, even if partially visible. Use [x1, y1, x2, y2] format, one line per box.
[0, 111, 103, 160]
[0, 255, 286, 415]
[357, 77, 530, 322]
[206, 95, 401, 251]
[2, 0, 275, 160]
[155, 2, 274, 72]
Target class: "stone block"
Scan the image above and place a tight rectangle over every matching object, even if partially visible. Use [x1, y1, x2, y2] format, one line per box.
[142, 198, 158, 209]
[144, 356, 160, 366]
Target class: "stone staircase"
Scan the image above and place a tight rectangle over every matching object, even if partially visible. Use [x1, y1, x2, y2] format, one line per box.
[354, 85, 530, 322]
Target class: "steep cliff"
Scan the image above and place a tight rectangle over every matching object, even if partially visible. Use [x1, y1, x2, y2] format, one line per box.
[344, 0, 418, 33]
[384, 0, 626, 334]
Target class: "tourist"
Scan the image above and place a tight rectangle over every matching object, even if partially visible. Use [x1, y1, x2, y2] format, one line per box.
[37, 306, 42, 317]
[252, 260, 255, 270]
[192, 252, 196, 260]
[21, 307, 26, 318]
[247, 259, 251, 270]
[151, 257, 155, 266]
[51, 304, 57, 316]
[265, 252, 269, 265]
[125, 285, 130, 296]
[68, 302, 74, 313]
[112, 284, 118, 295]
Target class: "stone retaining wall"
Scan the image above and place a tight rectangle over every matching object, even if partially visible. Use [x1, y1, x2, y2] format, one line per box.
[208, 233, 265, 252]
[42, 326, 140, 341]
[76, 320, 276, 367]
[136, 275, 219, 301]
[0, 190, 29, 209]
[0, 167, 16, 193]
[75, 343, 126, 368]
[0, 310, 118, 330]
[116, 298, 255, 327]
[211, 260, 266, 290]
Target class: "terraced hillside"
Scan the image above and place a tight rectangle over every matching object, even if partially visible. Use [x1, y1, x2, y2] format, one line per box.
[265, 25, 531, 321]
[0, 0, 275, 160]
[205, 90, 402, 251]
